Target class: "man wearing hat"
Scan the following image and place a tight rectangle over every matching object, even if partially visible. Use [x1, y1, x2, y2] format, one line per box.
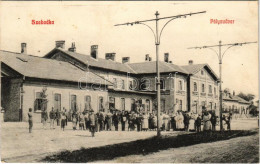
[88, 109, 96, 137]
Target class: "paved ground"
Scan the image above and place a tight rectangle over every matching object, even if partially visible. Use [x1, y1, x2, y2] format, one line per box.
[1, 118, 258, 162]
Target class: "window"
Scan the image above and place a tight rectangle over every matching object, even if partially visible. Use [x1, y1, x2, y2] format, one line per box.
[109, 97, 115, 110]
[201, 70, 204, 75]
[161, 99, 166, 112]
[84, 95, 91, 111]
[71, 95, 77, 112]
[209, 85, 212, 94]
[160, 79, 165, 90]
[131, 99, 136, 111]
[121, 98, 125, 111]
[179, 100, 182, 110]
[99, 96, 104, 112]
[54, 93, 61, 111]
[194, 82, 197, 92]
[113, 78, 117, 88]
[178, 80, 183, 91]
[201, 84, 205, 93]
[146, 99, 150, 112]
[214, 103, 217, 109]
[209, 102, 213, 110]
[34, 92, 47, 112]
[214, 87, 216, 95]
[122, 80, 125, 90]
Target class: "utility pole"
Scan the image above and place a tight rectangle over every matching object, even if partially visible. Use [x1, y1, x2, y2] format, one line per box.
[115, 10, 206, 137]
[188, 41, 257, 130]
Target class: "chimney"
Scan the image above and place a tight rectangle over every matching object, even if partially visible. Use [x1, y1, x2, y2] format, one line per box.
[105, 53, 116, 61]
[164, 53, 169, 63]
[90, 45, 98, 59]
[149, 57, 152, 61]
[145, 54, 150, 61]
[68, 42, 76, 52]
[189, 60, 193, 65]
[55, 40, 65, 49]
[21, 43, 27, 54]
[122, 57, 130, 64]
[233, 91, 235, 96]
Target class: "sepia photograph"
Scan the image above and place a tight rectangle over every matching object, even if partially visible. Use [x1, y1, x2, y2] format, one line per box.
[0, 1, 259, 163]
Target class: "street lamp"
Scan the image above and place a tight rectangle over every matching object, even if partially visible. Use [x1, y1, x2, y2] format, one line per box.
[115, 11, 206, 137]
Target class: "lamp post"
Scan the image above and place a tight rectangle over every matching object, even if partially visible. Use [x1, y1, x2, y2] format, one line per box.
[188, 40, 257, 130]
[115, 11, 206, 137]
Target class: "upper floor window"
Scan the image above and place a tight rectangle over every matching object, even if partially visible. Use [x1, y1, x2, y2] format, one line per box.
[214, 87, 216, 95]
[193, 82, 197, 92]
[178, 80, 184, 91]
[209, 85, 212, 94]
[160, 79, 165, 90]
[201, 70, 204, 75]
[201, 83, 205, 93]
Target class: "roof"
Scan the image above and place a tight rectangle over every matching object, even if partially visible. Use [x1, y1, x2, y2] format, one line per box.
[222, 93, 250, 104]
[45, 48, 136, 73]
[0, 50, 112, 85]
[181, 63, 219, 81]
[128, 61, 189, 74]
[44, 48, 189, 75]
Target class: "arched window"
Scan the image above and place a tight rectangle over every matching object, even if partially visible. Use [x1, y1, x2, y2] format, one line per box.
[194, 82, 197, 91]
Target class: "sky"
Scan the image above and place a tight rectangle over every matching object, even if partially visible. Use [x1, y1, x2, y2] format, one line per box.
[0, 1, 258, 100]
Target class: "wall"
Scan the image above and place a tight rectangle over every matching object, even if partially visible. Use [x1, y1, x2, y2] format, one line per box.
[22, 81, 108, 122]
[1, 78, 22, 121]
[108, 91, 154, 113]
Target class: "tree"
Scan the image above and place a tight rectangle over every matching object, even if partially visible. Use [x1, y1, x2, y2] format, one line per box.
[237, 92, 255, 102]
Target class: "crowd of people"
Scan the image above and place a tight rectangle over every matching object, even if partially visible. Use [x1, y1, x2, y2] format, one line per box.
[28, 107, 233, 136]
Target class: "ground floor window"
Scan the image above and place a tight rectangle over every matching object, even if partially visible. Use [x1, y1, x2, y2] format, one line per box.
[85, 95, 91, 111]
[109, 97, 115, 110]
[71, 95, 77, 112]
[161, 99, 166, 113]
[146, 99, 150, 112]
[34, 92, 47, 112]
[54, 93, 61, 111]
[121, 98, 125, 111]
[99, 96, 104, 112]
[179, 100, 182, 111]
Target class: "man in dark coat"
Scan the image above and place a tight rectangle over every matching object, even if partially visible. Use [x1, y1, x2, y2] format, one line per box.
[210, 112, 217, 131]
[120, 110, 127, 131]
[195, 115, 202, 132]
[136, 114, 142, 132]
[98, 111, 105, 131]
[112, 110, 120, 131]
[49, 107, 56, 129]
[88, 109, 96, 137]
[183, 112, 190, 132]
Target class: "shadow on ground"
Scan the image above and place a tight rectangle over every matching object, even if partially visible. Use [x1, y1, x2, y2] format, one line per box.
[42, 130, 257, 163]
